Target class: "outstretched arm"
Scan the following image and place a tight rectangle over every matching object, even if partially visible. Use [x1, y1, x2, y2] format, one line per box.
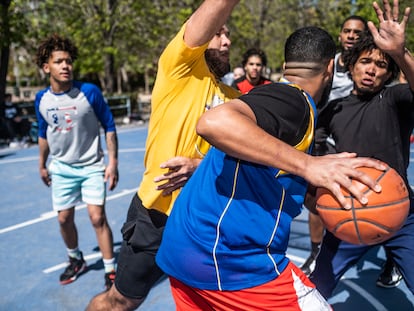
[197, 99, 384, 209]
[368, 0, 414, 90]
[184, 0, 239, 47]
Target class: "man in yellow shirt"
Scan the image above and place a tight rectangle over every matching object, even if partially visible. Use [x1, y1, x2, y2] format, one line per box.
[86, 0, 240, 310]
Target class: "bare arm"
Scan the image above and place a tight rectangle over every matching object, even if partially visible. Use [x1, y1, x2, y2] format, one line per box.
[368, 0, 414, 90]
[184, 0, 239, 47]
[38, 137, 51, 187]
[196, 100, 384, 209]
[105, 131, 119, 191]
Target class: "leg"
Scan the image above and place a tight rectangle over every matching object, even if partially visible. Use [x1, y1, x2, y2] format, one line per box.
[58, 207, 78, 249]
[301, 186, 325, 275]
[86, 194, 167, 311]
[87, 203, 114, 260]
[50, 160, 86, 284]
[310, 230, 370, 299]
[383, 212, 414, 295]
[376, 246, 402, 288]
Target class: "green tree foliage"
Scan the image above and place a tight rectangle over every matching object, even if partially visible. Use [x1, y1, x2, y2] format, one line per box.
[2, 0, 414, 96]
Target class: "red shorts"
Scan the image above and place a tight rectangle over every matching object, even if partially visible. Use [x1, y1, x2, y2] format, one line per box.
[170, 262, 332, 311]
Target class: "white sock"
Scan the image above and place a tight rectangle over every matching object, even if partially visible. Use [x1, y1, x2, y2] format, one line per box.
[67, 247, 81, 260]
[103, 257, 116, 273]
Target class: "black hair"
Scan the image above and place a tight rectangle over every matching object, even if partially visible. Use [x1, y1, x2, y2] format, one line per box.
[241, 48, 268, 67]
[343, 31, 400, 84]
[35, 34, 78, 68]
[341, 15, 368, 30]
[285, 26, 336, 65]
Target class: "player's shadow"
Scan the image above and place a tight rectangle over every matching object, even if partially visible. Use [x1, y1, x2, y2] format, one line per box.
[86, 241, 123, 271]
[331, 246, 414, 310]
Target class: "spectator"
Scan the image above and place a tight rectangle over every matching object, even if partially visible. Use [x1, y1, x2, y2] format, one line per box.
[232, 47, 272, 93]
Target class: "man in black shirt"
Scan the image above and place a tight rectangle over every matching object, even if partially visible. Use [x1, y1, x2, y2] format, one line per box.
[310, 0, 414, 299]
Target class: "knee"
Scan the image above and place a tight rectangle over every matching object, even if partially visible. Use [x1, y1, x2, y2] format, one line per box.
[89, 212, 107, 229]
[86, 286, 143, 311]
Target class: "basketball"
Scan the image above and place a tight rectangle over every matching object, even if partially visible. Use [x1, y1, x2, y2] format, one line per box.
[316, 163, 410, 245]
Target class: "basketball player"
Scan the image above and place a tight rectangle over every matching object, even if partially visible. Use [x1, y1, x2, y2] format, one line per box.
[310, 0, 414, 298]
[156, 25, 385, 310]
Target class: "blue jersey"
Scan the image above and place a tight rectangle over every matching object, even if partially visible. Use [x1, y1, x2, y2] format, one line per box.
[35, 81, 116, 166]
[156, 82, 317, 291]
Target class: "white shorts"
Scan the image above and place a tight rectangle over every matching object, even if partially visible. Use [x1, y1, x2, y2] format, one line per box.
[48, 160, 106, 211]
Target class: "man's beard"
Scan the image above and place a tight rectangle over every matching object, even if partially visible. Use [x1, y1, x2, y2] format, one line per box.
[205, 49, 230, 79]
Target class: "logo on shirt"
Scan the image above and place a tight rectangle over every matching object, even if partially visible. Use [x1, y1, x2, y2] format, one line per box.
[46, 106, 78, 133]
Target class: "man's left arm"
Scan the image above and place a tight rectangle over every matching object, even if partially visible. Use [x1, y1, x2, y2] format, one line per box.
[104, 130, 119, 191]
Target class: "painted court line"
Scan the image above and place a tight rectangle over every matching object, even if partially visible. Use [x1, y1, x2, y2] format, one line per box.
[0, 188, 137, 235]
[0, 148, 145, 165]
[341, 279, 388, 311]
[43, 252, 104, 274]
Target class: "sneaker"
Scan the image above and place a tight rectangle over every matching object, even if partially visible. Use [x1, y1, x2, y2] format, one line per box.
[300, 255, 316, 276]
[59, 252, 87, 285]
[104, 270, 116, 290]
[376, 260, 403, 288]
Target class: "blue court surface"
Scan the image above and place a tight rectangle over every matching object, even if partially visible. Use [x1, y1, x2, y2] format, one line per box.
[1, 123, 413, 311]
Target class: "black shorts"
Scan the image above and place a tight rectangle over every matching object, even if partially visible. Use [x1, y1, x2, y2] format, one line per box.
[115, 193, 168, 299]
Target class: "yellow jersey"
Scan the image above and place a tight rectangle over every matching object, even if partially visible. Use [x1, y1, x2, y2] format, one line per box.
[138, 23, 240, 215]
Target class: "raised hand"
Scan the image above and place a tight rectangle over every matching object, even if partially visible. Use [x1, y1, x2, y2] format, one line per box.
[368, 0, 411, 55]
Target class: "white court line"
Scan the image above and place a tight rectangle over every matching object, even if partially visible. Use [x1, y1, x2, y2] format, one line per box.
[43, 252, 104, 274]
[0, 148, 146, 165]
[341, 279, 388, 311]
[0, 188, 137, 235]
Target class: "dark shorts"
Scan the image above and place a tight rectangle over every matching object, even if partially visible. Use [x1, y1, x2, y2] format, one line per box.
[115, 193, 168, 299]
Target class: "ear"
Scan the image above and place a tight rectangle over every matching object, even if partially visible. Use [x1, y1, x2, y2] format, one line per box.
[42, 63, 50, 74]
[325, 58, 335, 79]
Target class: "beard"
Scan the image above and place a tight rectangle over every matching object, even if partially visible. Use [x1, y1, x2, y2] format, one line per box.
[204, 49, 230, 79]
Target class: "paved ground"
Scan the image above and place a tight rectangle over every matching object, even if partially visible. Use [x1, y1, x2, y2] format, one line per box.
[0, 123, 413, 310]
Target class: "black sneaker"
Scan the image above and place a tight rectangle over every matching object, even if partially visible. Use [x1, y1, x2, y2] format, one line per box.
[300, 255, 316, 276]
[104, 270, 116, 291]
[376, 260, 402, 288]
[59, 252, 87, 285]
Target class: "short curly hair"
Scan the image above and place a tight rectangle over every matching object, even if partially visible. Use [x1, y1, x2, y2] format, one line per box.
[343, 31, 399, 85]
[241, 48, 268, 67]
[35, 34, 78, 68]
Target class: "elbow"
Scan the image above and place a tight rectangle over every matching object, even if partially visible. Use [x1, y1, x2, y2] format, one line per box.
[196, 114, 211, 139]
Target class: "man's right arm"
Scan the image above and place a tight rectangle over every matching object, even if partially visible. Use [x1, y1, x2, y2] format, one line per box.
[184, 0, 239, 47]
[38, 137, 51, 187]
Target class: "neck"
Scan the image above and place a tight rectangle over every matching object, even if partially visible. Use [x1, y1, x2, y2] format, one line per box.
[50, 80, 72, 94]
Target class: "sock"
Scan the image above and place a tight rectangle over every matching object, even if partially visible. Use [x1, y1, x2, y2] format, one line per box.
[311, 241, 321, 258]
[103, 257, 116, 273]
[67, 247, 81, 260]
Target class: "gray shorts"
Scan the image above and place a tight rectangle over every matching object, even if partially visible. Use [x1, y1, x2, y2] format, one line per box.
[115, 193, 168, 299]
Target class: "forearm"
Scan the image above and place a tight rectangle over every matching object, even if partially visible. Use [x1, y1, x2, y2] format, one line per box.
[105, 131, 118, 166]
[397, 48, 414, 90]
[185, 0, 239, 47]
[38, 137, 49, 168]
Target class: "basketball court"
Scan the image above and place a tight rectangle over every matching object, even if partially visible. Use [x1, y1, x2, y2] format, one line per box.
[0, 123, 413, 310]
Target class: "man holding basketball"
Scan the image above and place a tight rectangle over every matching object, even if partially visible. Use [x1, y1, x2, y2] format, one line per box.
[155, 25, 386, 310]
[310, 0, 414, 299]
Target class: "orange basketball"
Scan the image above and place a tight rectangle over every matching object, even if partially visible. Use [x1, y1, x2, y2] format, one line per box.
[316, 163, 410, 245]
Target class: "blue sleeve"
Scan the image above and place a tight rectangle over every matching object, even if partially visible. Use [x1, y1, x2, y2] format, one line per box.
[35, 89, 49, 139]
[77, 81, 116, 133]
